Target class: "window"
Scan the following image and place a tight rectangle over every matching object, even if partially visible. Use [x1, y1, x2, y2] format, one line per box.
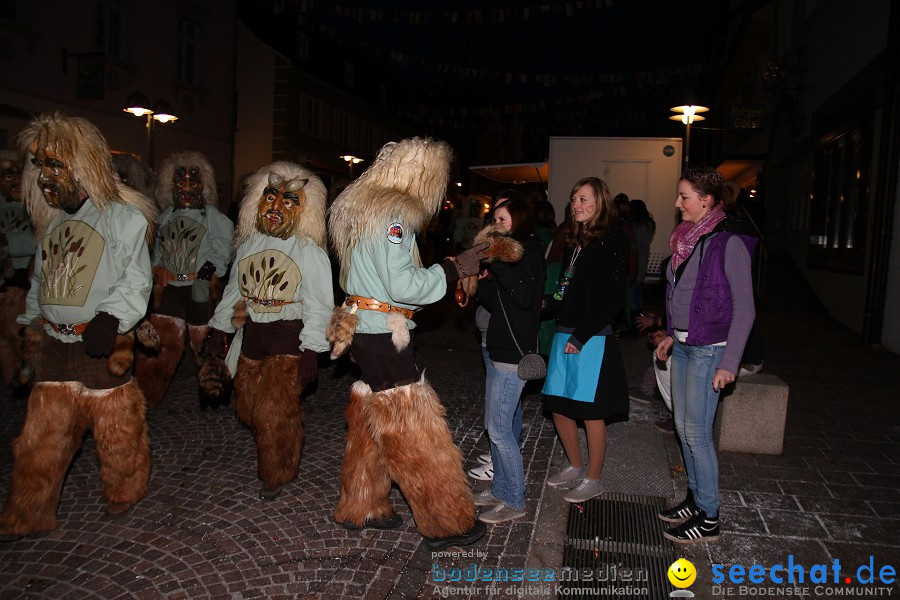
[177, 15, 202, 86]
[96, 0, 123, 59]
[306, 97, 322, 137]
[360, 121, 373, 154]
[297, 33, 309, 62]
[334, 110, 351, 146]
[343, 61, 354, 87]
[808, 119, 872, 274]
[0, 0, 25, 25]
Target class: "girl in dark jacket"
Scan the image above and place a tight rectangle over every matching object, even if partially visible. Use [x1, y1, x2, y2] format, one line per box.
[473, 198, 545, 524]
[542, 177, 630, 503]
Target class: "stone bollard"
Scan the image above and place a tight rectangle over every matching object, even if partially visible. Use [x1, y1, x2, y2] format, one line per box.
[713, 374, 789, 455]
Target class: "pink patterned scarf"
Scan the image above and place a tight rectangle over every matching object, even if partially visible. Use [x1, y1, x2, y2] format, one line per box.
[669, 206, 725, 271]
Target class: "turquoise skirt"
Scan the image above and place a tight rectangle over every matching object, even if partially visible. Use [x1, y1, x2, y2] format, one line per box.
[542, 332, 629, 420]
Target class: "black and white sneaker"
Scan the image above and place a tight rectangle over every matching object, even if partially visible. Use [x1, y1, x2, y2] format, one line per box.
[663, 509, 720, 544]
[658, 490, 696, 523]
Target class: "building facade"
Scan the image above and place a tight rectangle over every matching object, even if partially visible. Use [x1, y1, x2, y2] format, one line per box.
[0, 0, 237, 206]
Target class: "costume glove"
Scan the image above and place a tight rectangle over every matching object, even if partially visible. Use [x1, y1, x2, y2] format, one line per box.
[197, 261, 216, 281]
[298, 349, 318, 387]
[452, 242, 490, 278]
[204, 328, 229, 358]
[82, 312, 120, 358]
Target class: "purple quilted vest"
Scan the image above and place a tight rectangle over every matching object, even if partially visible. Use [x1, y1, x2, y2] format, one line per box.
[667, 232, 757, 345]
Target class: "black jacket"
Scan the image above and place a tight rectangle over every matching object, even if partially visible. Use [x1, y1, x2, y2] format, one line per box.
[478, 234, 546, 364]
[551, 226, 629, 348]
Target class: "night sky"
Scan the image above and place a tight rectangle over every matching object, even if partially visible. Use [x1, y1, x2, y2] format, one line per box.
[272, 0, 730, 158]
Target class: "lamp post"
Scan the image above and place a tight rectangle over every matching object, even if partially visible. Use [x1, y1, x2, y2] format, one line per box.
[340, 154, 363, 178]
[669, 105, 709, 171]
[123, 92, 178, 168]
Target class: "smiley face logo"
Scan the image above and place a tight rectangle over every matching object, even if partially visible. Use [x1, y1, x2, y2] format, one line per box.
[667, 558, 696, 588]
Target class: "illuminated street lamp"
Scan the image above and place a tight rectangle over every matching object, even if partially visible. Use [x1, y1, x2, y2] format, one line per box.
[123, 91, 179, 168]
[340, 154, 363, 177]
[669, 105, 709, 171]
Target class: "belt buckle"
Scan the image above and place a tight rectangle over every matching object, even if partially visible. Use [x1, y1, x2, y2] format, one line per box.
[176, 273, 190, 282]
[58, 323, 77, 335]
[258, 298, 275, 307]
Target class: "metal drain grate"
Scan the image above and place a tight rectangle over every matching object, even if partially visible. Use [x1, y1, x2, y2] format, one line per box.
[560, 493, 675, 599]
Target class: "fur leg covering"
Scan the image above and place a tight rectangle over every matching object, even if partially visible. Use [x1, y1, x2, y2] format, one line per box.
[187, 324, 209, 368]
[326, 306, 358, 359]
[0, 288, 27, 386]
[0, 335, 15, 386]
[133, 314, 186, 409]
[333, 381, 396, 527]
[234, 354, 304, 490]
[0, 383, 90, 535]
[367, 378, 475, 537]
[18, 321, 43, 386]
[90, 379, 151, 508]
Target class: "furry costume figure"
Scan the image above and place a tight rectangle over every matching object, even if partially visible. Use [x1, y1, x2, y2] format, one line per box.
[0, 149, 33, 386]
[203, 161, 333, 500]
[328, 138, 489, 548]
[134, 151, 233, 409]
[112, 153, 154, 197]
[0, 112, 156, 542]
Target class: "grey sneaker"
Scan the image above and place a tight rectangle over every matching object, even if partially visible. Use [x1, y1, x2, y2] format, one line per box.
[477, 453, 492, 465]
[473, 488, 501, 507]
[562, 478, 603, 503]
[478, 502, 526, 524]
[546, 465, 585, 488]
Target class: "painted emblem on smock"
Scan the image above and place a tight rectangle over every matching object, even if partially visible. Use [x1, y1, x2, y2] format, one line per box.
[387, 222, 403, 244]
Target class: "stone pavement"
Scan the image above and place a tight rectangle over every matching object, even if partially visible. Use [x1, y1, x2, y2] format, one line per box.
[1, 252, 899, 599]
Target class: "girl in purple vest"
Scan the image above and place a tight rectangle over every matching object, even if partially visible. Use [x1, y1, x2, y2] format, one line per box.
[655, 167, 757, 544]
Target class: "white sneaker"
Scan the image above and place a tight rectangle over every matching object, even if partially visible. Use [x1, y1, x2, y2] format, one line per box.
[546, 465, 585, 488]
[478, 502, 526, 524]
[477, 453, 492, 465]
[468, 463, 493, 481]
[739, 361, 764, 377]
[563, 478, 603, 503]
[473, 488, 500, 507]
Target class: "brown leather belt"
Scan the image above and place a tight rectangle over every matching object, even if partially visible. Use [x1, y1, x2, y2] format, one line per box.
[39, 317, 89, 336]
[345, 295, 415, 320]
[247, 297, 296, 307]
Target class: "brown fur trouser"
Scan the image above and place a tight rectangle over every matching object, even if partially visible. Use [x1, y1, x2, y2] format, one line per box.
[0, 287, 26, 386]
[134, 314, 209, 408]
[333, 378, 476, 538]
[234, 354, 304, 490]
[0, 379, 150, 536]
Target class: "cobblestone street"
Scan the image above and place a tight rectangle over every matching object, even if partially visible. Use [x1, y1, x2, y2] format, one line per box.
[2, 254, 900, 599]
[0, 301, 563, 599]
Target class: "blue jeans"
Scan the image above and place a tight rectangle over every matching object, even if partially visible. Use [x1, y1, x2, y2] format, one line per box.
[669, 341, 725, 517]
[483, 351, 526, 509]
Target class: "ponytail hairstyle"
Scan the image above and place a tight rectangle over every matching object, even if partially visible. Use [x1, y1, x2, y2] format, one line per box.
[679, 167, 726, 208]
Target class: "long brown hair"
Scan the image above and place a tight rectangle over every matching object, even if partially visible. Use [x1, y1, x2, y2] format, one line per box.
[494, 197, 534, 243]
[566, 176, 617, 247]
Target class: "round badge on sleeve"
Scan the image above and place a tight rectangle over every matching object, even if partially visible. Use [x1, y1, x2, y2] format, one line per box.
[386, 222, 403, 244]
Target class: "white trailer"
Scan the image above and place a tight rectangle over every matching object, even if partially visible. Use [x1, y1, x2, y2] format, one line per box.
[548, 136, 684, 272]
